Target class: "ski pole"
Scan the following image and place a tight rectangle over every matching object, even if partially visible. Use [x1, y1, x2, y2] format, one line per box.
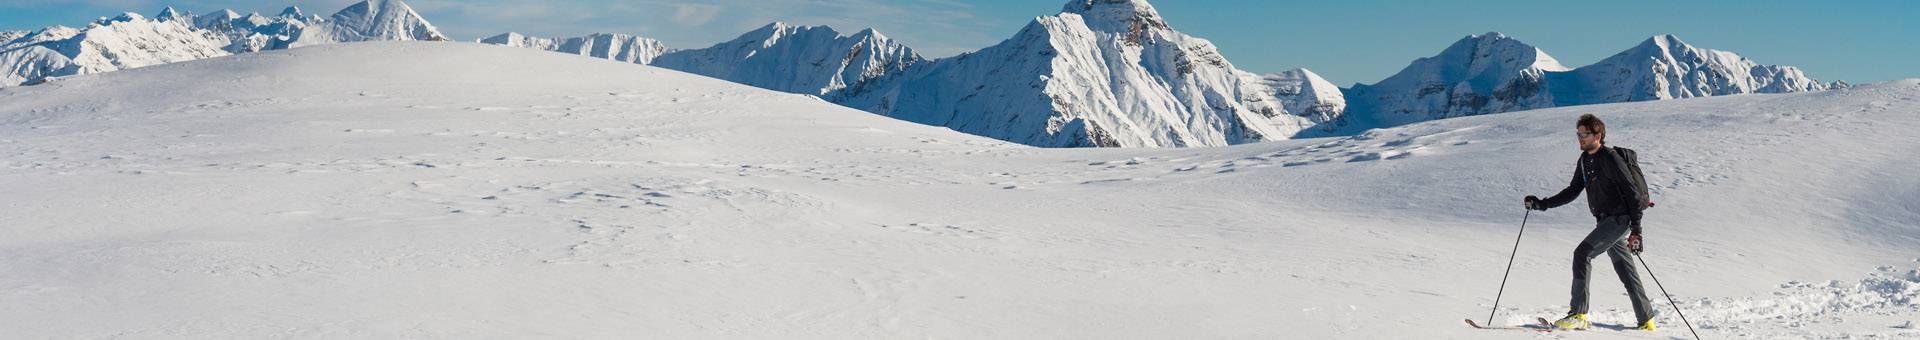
[1485, 209, 1530, 326]
[1635, 253, 1701, 340]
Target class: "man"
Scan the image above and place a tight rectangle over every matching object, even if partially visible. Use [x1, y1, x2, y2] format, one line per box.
[1524, 114, 1656, 331]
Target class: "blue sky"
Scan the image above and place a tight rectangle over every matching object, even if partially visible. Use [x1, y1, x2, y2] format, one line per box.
[3, 0, 1913, 85]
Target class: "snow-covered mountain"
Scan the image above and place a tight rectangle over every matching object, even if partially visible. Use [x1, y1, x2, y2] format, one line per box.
[1547, 34, 1827, 106]
[1256, 68, 1348, 130]
[287, 0, 447, 48]
[190, 7, 309, 53]
[1343, 32, 1570, 129]
[0, 0, 447, 88]
[1344, 33, 1830, 131]
[0, 13, 230, 87]
[477, 32, 670, 65]
[479, 0, 1342, 148]
[650, 22, 923, 96]
[835, 0, 1335, 147]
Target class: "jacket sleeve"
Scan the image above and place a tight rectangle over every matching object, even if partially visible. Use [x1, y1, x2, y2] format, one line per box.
[1537, 160, 1584, 210]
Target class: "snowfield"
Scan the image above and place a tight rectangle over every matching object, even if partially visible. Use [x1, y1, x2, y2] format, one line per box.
[1, 42, 1915, 339]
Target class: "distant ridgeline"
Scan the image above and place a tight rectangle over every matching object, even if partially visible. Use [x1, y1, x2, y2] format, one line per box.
[2, 0, 1842, 148]
[0, 0, 446, 88]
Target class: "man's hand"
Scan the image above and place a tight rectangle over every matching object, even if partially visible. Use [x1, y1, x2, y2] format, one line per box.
[1627, 233, 1644, 254]
[1524, 195, 1542, 211]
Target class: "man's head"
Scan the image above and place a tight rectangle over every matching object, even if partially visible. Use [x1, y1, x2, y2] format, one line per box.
[1576, 114, 1605, 153]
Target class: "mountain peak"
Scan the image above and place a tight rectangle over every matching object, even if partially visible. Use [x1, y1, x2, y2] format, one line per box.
[1439, 32, 1568, 71]
[325, 0, 449, 42]
[102, 12, 145, 24]
[1060, 0, 1168, 32]
[279, 6, 305, 18]
[155, 6, 190, 22]
[1637, 34, 1692, 51]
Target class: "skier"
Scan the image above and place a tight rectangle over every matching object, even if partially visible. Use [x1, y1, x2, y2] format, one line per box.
[1523, 114, 1657, 331]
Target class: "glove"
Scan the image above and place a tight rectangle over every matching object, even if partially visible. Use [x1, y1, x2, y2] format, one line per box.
[1524, 195, 1542, 211]
[1627, 232, 1644, 255]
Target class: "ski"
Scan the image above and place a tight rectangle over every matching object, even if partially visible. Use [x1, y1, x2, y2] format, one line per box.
[1464, 318, 1552, 332]
[1538, 317, 1561, 330]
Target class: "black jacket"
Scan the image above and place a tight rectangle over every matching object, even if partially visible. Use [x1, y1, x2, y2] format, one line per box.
[1538, 146, 1643, 222]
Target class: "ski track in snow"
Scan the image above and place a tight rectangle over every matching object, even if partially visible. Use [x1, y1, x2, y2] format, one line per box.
[0, 42, 1915, 339]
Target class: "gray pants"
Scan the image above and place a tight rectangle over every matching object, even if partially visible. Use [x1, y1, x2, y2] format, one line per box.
[1570, 215, 1654, 323]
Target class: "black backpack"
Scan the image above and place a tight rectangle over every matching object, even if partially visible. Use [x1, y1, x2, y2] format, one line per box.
[1609, 147, 1652, 211]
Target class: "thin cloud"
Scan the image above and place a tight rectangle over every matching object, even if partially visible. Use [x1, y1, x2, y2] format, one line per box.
[670, 3, 720, 26]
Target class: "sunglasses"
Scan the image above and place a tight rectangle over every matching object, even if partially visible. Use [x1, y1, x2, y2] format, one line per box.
[1577, 131, 1599, 138]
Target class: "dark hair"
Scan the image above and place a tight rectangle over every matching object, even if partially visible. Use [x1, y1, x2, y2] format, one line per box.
[1577, 114, 1605, 141]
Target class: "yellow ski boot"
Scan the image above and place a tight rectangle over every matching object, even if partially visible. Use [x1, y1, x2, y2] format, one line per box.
[1636, 319, 1658, 331]
[1551, 313, 1591, 330]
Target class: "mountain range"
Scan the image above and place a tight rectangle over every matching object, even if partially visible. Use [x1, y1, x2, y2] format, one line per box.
[1, 0, 444, 87]
[477, 0, 1837, 146]
[3, 0, 1842, 147]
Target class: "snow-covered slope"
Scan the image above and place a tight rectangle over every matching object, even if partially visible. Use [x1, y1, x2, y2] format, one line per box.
[1, 41, 1916, 339]
[1343, 32, 1569, 129]
[1548, 34, 1828, 106]
[0, 0, 446, 87]
[477, 32, 670, 65]
[837, 0, 1333, 148]
[0, 13, 230, 87]
[649, 22, 923, 96]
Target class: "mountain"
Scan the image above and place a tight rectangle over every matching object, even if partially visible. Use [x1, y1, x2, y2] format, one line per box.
[651, 22, 923, 96]
[1344, 33, 1831, 131]
[478, 32, 671, 65]
[1256, 68, 1348, 129]
[1, 0, 448, 88]
[0, 13, 230, 87]
[834, 0, 1334, 147]
[191, 8, 310, 53]
[1342, 32, 1569, 129]
[1547, 34, 1827, 106]
[287, 0, 448, 48]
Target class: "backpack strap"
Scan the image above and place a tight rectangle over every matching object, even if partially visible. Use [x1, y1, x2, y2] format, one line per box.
[1608, 146, 1647, 207]
[1608, 147, 1633, 176]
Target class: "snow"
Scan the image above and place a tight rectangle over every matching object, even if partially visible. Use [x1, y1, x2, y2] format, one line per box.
[155, 7, 192, 23]
[1, 41, 1915, 339]
[1258, 68, 1349, 132]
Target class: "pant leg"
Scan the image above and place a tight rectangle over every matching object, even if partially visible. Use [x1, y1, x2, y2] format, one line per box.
[1570, 216, 1632, 315]
[1607, 221, 1655, 323]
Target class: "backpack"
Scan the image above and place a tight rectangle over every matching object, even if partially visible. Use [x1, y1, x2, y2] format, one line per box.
[1609, 147, 1652, 211]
